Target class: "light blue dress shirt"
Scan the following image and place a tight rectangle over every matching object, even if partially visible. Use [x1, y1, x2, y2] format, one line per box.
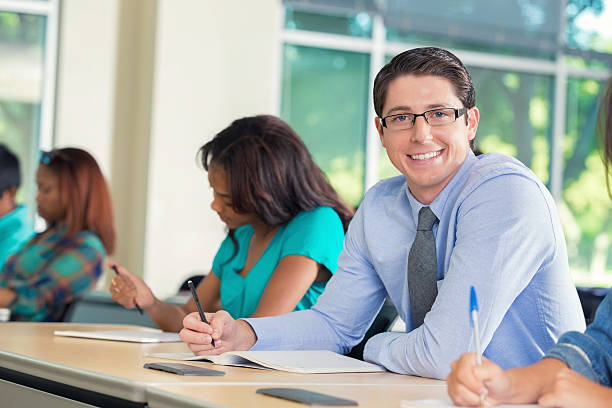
[244, 151, 585, 379]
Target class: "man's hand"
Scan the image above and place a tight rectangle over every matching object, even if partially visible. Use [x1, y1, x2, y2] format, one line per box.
[179, 310, 257, 355]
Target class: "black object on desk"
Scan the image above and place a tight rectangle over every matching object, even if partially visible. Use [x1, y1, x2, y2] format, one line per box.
[143, 363, 225, 376]
[187, 279, 215, 347]
[256, 388, 358, 406]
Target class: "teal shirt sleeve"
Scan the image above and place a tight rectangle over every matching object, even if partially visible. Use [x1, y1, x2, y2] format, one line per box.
[280, 206, 344, 274]
[280, 207, 345, 311]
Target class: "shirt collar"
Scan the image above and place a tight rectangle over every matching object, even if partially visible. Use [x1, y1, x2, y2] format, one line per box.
[405, 149, 477, 223]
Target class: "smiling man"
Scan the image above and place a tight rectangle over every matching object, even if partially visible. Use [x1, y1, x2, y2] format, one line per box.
[178, 47, 585, 379]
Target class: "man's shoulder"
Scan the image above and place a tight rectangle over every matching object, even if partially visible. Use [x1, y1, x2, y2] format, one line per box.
[466, 152, 542, 188]
[364, 175, 406, 201]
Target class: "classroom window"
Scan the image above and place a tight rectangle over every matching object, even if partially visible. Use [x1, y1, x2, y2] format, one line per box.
[281, 44, 370, 208]
[281, 0, 612, 286]
[562, 78, 612, 286]
[0, 10, 46, 215]
[285, 7, 373, 38]
[470, 68, 554, 185]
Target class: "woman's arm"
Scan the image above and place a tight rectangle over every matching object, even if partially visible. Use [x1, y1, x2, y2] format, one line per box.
[538, 367, 612, 408]
[112, 265, 221, 332]
[0, 287, 17, 307]
[249, 255, 319, 317]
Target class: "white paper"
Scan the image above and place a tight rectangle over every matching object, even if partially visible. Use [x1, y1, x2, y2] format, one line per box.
[54, 329, 181, 343]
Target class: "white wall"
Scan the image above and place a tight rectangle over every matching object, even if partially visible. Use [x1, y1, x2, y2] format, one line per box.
[54, 0, 282, 298]
[54, 0, 120, 177]
[145, 0, 281, 297]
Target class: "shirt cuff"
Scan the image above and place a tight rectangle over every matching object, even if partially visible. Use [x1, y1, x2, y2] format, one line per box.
[363, 331, 405, 366]
[241, 317, 282, 350]
[545, 342, 600, 383]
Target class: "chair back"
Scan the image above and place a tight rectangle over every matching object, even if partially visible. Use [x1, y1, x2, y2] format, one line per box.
[346, 298, 398, 360]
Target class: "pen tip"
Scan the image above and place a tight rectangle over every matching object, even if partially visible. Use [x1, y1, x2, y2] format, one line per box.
[470, 286, 478, 311]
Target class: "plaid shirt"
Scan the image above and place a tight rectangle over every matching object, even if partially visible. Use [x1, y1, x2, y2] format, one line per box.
[0, 224, 105, 321]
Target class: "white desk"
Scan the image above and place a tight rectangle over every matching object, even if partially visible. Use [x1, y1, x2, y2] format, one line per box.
[0, 323, 201, 407]
[147, 383, 448, 408]
[0, 323, 445, 407]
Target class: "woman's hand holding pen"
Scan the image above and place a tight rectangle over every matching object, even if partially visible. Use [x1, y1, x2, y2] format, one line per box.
[109, 263, 156, 310]
[179, 310, 257, 356]
[447, 353, 511, 406]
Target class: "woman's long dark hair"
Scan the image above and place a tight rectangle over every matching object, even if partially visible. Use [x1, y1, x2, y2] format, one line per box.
[199, 115, 354, 240]
[41, 148, 116, 254]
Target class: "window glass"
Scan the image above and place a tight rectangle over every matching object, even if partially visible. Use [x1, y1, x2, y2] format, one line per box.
[285, 8, 373, 38]
[385, 0, 559, 60]
[562, 78, 612, 287]
[0, 11, 46, 211]
[281, 44, 370, 207]
[470, 68, 554, 184]
[566, 0, 612, 55]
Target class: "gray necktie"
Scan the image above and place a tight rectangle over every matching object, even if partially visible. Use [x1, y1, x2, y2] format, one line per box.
[408, 206, 438, 329]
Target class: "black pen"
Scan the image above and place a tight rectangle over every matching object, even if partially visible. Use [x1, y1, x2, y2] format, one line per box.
[111, 264, 144, 315]
[187, 280, 215, 347]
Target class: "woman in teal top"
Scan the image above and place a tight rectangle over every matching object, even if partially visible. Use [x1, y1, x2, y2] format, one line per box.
[111, 115, 353, 331]
[213, 206, 343, 318]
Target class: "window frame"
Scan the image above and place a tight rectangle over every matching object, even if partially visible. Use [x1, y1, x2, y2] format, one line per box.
[0, 0, 60, 229]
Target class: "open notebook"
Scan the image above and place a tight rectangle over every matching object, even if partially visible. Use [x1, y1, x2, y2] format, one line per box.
[54, 329, 181, 343]
[147, 350, 385, 374]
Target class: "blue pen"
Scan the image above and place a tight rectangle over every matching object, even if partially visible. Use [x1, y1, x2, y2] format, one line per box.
[470, 286, 485, 407]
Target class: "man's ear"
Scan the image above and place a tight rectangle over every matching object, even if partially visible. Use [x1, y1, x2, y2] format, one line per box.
[466, 107, 480, 142]
[375, 117, 386, 148]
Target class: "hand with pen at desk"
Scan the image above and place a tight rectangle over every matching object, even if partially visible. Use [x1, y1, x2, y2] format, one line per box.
[180, 310, 257, 356]
[109, 263, 152, 313]
[447, 354, 612, 408]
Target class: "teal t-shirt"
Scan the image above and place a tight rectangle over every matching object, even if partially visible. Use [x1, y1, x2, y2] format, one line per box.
[0, 205, 34, 270]
[212, 206, 344, 319]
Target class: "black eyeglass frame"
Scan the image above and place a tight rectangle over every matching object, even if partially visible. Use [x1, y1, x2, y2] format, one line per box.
[380, 107, 468, 129]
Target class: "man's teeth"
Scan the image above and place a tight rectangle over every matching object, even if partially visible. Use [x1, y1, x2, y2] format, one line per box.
[410, 151, 441, 160]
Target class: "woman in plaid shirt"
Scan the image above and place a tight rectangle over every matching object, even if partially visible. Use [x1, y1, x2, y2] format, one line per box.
[0, 148, 115, 321]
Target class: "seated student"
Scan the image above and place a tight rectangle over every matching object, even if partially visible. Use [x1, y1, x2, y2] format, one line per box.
[110, 115, 353, 332]
[0, 148, 115, 321]
[447, 77, 612, 408]
[179, 47, 584, 380]
[0, 145, 34, 270]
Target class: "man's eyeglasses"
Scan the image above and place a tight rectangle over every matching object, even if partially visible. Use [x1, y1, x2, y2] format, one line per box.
[380, 107, 468, 131]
